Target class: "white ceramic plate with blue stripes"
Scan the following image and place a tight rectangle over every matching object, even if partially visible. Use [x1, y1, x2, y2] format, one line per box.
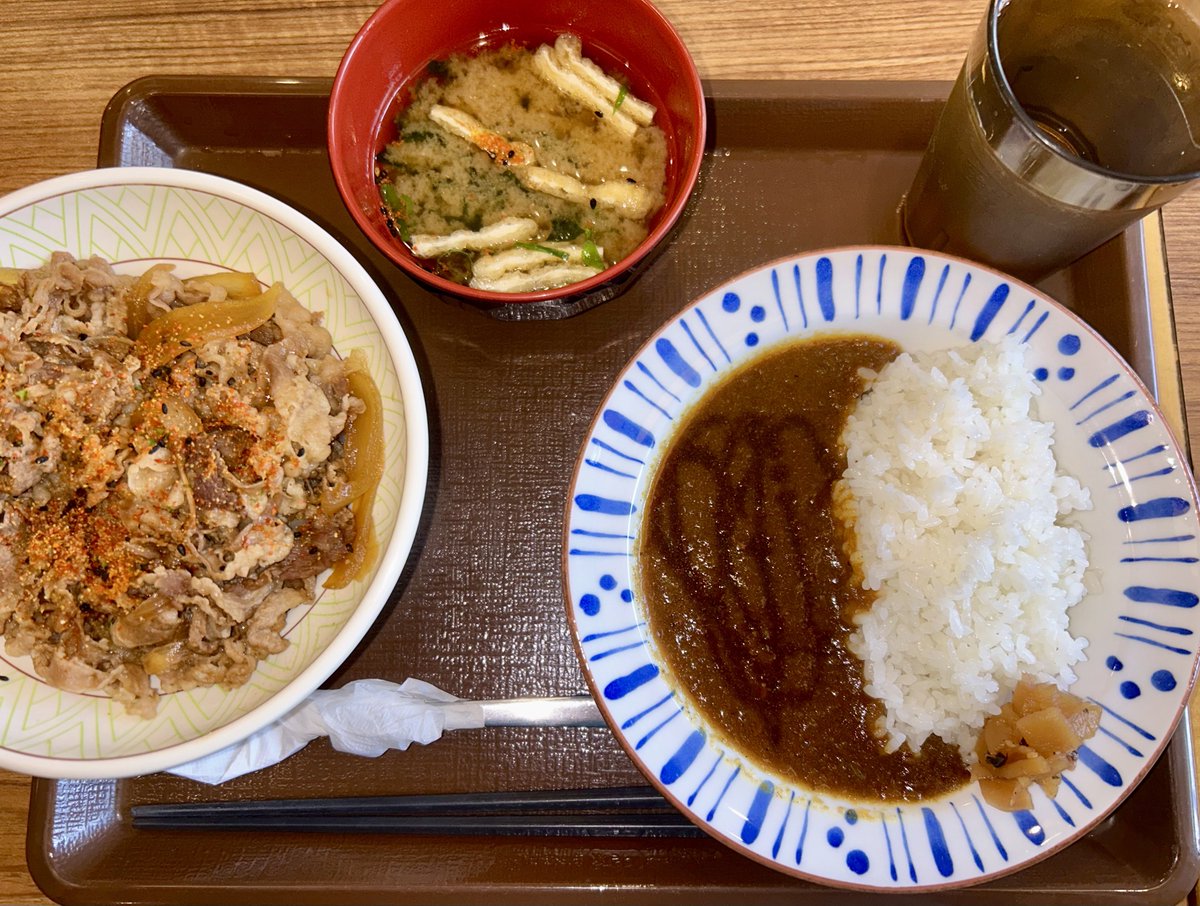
[563, 247, 1200, 891]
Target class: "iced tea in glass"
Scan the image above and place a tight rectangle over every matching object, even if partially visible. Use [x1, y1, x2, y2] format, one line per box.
[903, 0, 1200, 282]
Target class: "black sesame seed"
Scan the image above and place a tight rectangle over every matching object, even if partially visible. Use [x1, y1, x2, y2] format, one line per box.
[198, 377, 207, 387]
[179, 340, 192, 348]
[507, 149, 515, 159]
[227, 377, 235, 386]
[985, 752, 1007, 768]
[626, 177, 636, 184]
[296, 447, 305, 457]
[0, 676, 8, 682]
[177, 544, 186, 556]
[34, 455, 48, 464]
[78, 333, 87, 341]
[589, 198, 597, 210]
[308, 546, 319, 556]
[594, 110, 603, 118]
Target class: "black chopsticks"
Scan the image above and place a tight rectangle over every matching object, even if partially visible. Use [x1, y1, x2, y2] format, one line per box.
[131, 785, 706, 838]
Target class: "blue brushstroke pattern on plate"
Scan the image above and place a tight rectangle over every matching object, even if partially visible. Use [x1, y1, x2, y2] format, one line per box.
[564, 248, 1200, 891]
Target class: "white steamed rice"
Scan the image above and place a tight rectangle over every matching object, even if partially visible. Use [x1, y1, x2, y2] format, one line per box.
[837, 336, 1091, 760]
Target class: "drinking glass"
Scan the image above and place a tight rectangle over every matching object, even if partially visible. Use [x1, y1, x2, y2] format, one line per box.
[902, 0, 1200, 283]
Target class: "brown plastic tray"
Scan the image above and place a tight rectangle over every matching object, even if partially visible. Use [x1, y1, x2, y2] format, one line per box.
[24, 76, 1200, 905]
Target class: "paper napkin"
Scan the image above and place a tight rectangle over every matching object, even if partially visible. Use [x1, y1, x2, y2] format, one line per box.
[168, 678, 486, 785]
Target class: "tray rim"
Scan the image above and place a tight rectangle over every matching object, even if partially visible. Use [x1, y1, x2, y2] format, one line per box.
[21, 74, 1200, 906]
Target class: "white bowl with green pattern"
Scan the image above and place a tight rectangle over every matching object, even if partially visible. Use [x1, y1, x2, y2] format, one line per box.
[0, 167, 428, 778]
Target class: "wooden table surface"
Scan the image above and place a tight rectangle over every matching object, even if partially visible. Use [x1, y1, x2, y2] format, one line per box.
[1, 1, 1199, 903]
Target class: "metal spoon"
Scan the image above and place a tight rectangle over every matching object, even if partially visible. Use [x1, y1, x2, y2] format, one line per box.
[478, 694, 604, 727]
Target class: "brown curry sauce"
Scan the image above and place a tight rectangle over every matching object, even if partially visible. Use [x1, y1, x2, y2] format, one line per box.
[638, 335, 970, 802]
